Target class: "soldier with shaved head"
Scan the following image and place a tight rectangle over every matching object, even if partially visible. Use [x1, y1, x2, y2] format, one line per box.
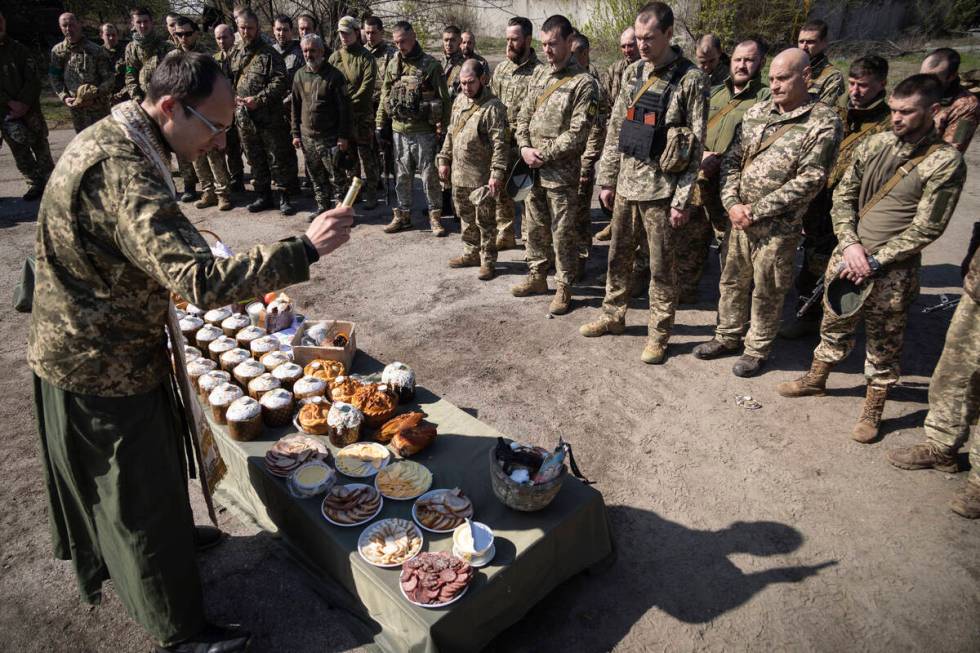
[920, 47, 979, 152]
[50, 12, 114, 132]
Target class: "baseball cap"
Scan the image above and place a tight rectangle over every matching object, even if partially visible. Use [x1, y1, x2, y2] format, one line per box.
[337, 16, 360, 33]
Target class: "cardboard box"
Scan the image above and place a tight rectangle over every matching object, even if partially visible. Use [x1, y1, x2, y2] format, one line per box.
[290, 319, 357, 371]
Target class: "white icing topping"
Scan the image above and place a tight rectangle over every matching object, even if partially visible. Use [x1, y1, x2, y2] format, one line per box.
[179, 316, 204, 332]
[272, 362, 303, 380]
[248, 373, 280, 392]
[183, 346, 201, 361]
[220, 348, 251, 365]
[199, 370, 231, 393]
[293, 375, 326, 394]
[261, 351, 292, 370]
[187, 358, 217, 376]
[186, 304, 204, 316]
[237, 325, 266, 341]
[226, 396, 261, 420]
[208, 336, 237, 353]
[250, 335, 279, 354]
[209, 382, 243, 406]
[234, 359, 266, 378]
[327, 401, 364, 429]
[221, 314, 251, 330]
[382, 362, 416, 389]
[204, 307, 232, 323]
[195, 324, 222, 342]
[260, 388, 294, 409]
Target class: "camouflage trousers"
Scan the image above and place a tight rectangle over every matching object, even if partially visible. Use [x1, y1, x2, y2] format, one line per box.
[715, 227, 799, 359]
[225, 121, 245, 186]
[812, 249, 919, 385]
[3, 107, 54, 188]
[192, 148, 231, 197]
[601, 197, 678, 345]
[574, 174, 596, 259]
[392, 131, 441, 213]
[176, 155, 198, 192]
[349, 116, 379, 202]
[525, 184, 579, 286]
[69, 104, 109, 134]
[923, 292, 980, 482]
[238, 118, 294, 193]
[301, 134, 338, 209]
[454, 185, 497, 265]
[494, 144, 518, 240]
[674, 207, 715, 297]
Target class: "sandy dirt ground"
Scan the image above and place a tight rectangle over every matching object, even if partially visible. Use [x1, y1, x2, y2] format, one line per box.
[0, 126, 977, 653]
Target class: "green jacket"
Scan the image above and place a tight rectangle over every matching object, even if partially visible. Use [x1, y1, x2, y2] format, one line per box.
[366, 40, 396, 106]
[291, 62, 353, 142]
[28, 102, 312, 397]
[376, 42, 450, 134]
[0, 35, 42, 120]
[49, 37, 114, 105]
[124, 33, 173, 102]
[329, 43, 377, 118]
[229, 39, 288, 126]
[705, 74, 770, 155]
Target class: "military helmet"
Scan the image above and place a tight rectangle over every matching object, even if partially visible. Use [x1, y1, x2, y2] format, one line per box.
[825, 275, 875, 319]
[505, 158, 533, 202]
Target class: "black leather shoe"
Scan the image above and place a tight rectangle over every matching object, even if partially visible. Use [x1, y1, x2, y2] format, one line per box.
[229, 180, 246, 193]
[247, 192, 274, 213]
[22, 185, 44, 201]
[732, 354, 763, 377]
[180, 189, 199, 203]
[156, 623, 250, 653]
[194, 525, 224, 552]
[278, 193, 297, 216]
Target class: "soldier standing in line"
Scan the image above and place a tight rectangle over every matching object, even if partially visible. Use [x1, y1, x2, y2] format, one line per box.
[569, 32, 611, 280]
[164, 11, 181, 46]
[676, 37, 770, 304]
[330, 16, 379, 209]
[364, 16, 396, 203]
[797, 19, 845, 105]
[489, 16, 544, 250]
[213, 22, 245, 192]
[0, 9, 54, 201]
[100, 23, 128, 104]
[887, 234, 980, 519]
[438, 59, 510, 280]
[441, 25, 466, 100]
[460, 30, 489, 73]
[695, 34, 730, 88]
[50, 13, 114, 133]
[578, 2, 708, 363]
[920, 48, 979, 152]
[376, 21, 451, 236]
[781, 55, 893, 338]
[273, 14, 303, 195]
[297, 13, 332, 58]
[511, 14, 598, 316]
[777, 75, 965, 443]
[230, 9, 297, 216]
[691, 48, 842, 377]
[292, 34, 352, 221]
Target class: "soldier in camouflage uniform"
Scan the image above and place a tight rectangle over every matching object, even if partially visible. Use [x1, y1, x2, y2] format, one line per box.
[364, 16, 396, 202]
[441, 25, 466, 101]
[0, 9, 54, 200]
[920, 48, 979, 152]
[100, 23, 128, 104]
[273, 15, 303, 195]
[230, 9, 296, 216]
[292, 34, 353, 220]
[213, 23, 244, 192]
[692, 48, 842, 377]
[511, 14, 598, 316]
[50, 13, 114, 133]
[798, 19, 845, 105]
[376, 21, 451, 236]
[777, 74, 965, 444]
[695, 34, 730, 88]
[461, 31, 489, 74]
[781, 55, 892, 338]
[28, 50, 353, 652]
[676, 38, 770, 303]
[330, 16, 379, 209]
[490, 17, 544, 249]
[124, 8, 173, 104]
[578, 4, 708, 363]
[438, 59, 510, 280]
[887, 237, 980, 519]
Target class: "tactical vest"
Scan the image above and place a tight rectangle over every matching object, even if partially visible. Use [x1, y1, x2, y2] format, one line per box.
[388, 56, 439, 124]
[619, 59, 692, 161]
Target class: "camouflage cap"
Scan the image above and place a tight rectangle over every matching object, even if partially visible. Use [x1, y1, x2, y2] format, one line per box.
[826, 276, 875, 319]
[337, 16, 360, 33]
[74, 83, 100, 104]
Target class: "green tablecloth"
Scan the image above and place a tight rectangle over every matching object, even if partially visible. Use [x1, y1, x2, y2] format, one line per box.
[207, 380, 613, 653]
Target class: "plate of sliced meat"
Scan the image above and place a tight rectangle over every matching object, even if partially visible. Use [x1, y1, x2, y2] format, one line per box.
[265, 434, 331, 477]
[399, 552, 473, 608]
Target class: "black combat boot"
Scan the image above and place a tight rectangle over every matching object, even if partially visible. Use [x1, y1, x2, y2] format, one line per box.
[247, 191, 275, 213]
[278, 192, 297, 216]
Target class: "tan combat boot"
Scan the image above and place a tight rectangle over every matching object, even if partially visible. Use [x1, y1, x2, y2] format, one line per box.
[549, 283, 571, 315]
[579, 315, 625, 337]
[852, 385, 888, 443]
[595, 223, 612, 241]
[640, 340, 667, 365]
[448, 251, 480, 268]
[478, 264, 495, 281]
[217, 194, 233, 211]
[776, 360, 833, 398]
[949, 480, 980, 519]
[496, 231, 517, 251]
[886, 442, 958, 473]
[195, 190, 217, 209]
[429, 210, 447, 237]
[511, 274, 548, 297]
[384, 209, 412, 233]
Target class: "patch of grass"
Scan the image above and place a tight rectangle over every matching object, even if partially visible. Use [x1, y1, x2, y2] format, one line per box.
[40, 89, 72, 130]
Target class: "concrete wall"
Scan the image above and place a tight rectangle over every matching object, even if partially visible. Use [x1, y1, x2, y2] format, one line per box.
[812, 0, 914, 41]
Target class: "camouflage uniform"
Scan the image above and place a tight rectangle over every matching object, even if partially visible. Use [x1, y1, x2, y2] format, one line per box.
[605, 57, 631, 106]
[49, 38, 114, 133]
[592, 50, 709, 344]
[102, 42, 128, 103]
[575, 63, 611, 261]
[274, 40, 304, 190]
[291, 61, 353, 210]
[0, 34, 54, 192]
[811, 130, 965, 383]
[214, 48, 244, 187]
[443, 51, 466, 101]
[934, 82, 979, 152]
[330, 42, 379, 204]
[437, 86, 510, 264]
[714, 97, 842, 359]
[677, 74, 770, 298]
[28, 100, 314, 645]
[376, 41, 451, 215]
[490, 49, 544, 241]
[808, 53, 845, 106]
[229, 39, 293, 194]
[368, 40, 397, 195]
[515, 57, 598, 286]
[123, 32, 173, 103]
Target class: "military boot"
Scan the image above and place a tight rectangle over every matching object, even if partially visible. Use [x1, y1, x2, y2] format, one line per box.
[180, 186, 199, 203]
[478, 264, 495, 281]
[733, 354, 763, 377]
[384, 209, 412, 233]
[886, 442, 958, 473]
[693, 339, 739, 360]
[496, 231, 517, 251]
[511, 274, 548, 297]
[429, 210, 447, 237]
[852, 385, 888, 443]
[195, 191, 218, 209]
[776, 360, 833, 397]
[579, 315, 625, 337]
[594, 223, 612, 241]
[949, 480, 980, 519]
[307, 205, 329, 223]
[247, 191, 275, 213]
[640, 340, 667, 365]
[449, 252, 480, 268]
[279, 192, 297, 216]
[549, 283, 571, 315]
[363, 188, 378, 210]
[217, 195, 233, 211]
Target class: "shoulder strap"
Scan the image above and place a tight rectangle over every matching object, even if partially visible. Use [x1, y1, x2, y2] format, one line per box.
[743, 122, 795, 168]
[451, 100, 482, 139]
[628, 58, 692, 108]
[706, 96, 742, 131]
[233, 48, 259, 86]
[535, 74, 573, 110]
[858, 143, 945, 219]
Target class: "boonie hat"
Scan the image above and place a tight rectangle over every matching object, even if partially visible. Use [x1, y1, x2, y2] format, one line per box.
[337, 16, 360, 33]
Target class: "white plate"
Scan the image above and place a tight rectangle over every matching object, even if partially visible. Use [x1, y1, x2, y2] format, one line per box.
[453, 542, 496, 568]
[321, 483, 383, 527]
[335, 442, 391, 478]
[400, 581, 469, 609]
[357, 518, 424, 568]
[374, 461, 433, 501]
[411, 489, 474, 534]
